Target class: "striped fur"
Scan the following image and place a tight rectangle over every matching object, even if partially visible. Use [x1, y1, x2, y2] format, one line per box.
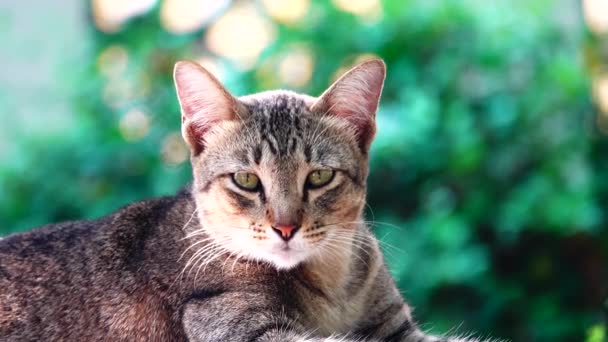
[176, 60, 495, 341]
[0, 59, 496, 341]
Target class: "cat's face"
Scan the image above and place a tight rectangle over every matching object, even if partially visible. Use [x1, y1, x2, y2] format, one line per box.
[174, 60, 385, 269]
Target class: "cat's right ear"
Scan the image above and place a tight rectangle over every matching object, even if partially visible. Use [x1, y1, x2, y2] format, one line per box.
[311, 59, 386, 153]
[173, 61, 244, 155]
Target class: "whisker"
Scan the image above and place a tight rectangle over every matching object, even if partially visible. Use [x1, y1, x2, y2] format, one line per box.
[178, 237, 220, 262]
[325, 235, 374, 260]
[172, 239, 228, 289]
[184, 243, 226, 277]
[319, 239, 369, 267]
[230, 251, 246, 274]
[197, 248, 232, 280]
[181, 236, 232, 275]
[178, 208, 199, 237]
[315, 220, 407, 256]
[183, 224, 251, 240]
[190, 243, 231, 283]
[336, 227, 405, 257]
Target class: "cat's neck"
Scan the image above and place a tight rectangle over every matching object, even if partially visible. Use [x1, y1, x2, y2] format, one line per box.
[302, 223, 379, 295]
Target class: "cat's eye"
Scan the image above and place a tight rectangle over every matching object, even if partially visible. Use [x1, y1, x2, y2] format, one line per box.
[306, 169, 335, 189]
[232, 172, 260, 191]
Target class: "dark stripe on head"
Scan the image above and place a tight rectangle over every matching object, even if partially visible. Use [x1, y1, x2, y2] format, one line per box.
[263, 135, 278, 155]
[304, 144, 312, 163]
[235, 149, 249, 165]
[253, 145, 262, 165]
[289, 137, 297, 155]
[314, 144, 331, 162]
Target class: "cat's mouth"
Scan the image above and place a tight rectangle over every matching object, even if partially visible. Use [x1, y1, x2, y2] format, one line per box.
[274, 243, 297, 255]
[266, 243, 309, 269]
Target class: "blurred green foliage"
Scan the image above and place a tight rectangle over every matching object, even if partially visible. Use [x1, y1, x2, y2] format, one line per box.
[1, 0, 606, 341]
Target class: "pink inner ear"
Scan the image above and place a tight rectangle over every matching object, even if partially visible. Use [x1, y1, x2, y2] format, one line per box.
[174, 61, 239, 155]
[315, 60, 385, 150]
[179, 92, 233, 155]
[330, 104, 375, 139]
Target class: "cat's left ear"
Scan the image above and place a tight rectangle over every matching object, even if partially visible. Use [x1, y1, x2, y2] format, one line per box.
[312, 59, 386, 152]
[173, 60, 245, 155]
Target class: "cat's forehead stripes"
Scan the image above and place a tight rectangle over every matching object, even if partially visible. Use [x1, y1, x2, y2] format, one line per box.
[195, 89, 367, 192]
[227, 91, 362, 183]
[241, 91, 312, 158]
[240, 91, 310, 115]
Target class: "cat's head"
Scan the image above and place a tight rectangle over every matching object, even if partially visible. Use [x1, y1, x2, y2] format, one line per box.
[174, 59, 385, 269]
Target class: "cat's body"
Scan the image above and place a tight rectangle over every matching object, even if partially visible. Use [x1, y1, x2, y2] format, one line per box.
[0, 189, 416, 341]
[1, 193, 193, 341]
[0, 59, 489, 341]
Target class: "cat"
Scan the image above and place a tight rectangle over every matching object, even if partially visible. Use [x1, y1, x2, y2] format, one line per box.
[0, 59, 491, 341]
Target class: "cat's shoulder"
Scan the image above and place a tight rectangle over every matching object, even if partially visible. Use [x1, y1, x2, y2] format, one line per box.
[0, 186, 193, 254]
[110, 186, 193, 226]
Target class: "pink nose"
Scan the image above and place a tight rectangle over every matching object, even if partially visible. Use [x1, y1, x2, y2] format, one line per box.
[271, 225, 299, 241]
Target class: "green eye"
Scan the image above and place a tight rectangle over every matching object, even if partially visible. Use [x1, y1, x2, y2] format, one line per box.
[307, 170, 335, 189]
[232, 172, 260, 191]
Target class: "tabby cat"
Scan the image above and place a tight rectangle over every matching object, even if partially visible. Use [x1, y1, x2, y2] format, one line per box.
[0, 59, 490, 341]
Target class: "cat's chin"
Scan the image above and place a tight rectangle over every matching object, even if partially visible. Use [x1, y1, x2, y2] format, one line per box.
[262, 250, 309, 270]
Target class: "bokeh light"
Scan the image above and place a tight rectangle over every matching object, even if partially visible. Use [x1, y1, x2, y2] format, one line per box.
[160, 0, 230, 34]
[278, 46, 314, 87]
[332, 0, 382, 21]
[161, 132, 189, 166]
[92, 0, 156, 32]
[583, 0, 608, 35]
[97, 45, 129, 79]
[119, 109, 150, 141]
[592, 75, 608, 114]
[2, 1, 607, 341]
[205, 3, 276, 69]
[261, 0, 310, 24]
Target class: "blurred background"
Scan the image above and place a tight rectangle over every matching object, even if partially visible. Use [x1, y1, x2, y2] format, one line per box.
[1, 0, 607, 340]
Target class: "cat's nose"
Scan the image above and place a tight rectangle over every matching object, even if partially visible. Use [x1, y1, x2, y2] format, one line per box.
[271, 225, 300, 242]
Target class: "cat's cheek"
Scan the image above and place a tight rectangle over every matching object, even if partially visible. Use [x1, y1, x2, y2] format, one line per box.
[195, 191, 253, 255]
[338, 201, 364, 223]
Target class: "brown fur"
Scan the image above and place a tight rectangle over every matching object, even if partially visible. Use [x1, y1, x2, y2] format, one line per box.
[0, 59, 492, 342]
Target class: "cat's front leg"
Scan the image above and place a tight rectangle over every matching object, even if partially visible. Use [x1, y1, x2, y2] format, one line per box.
[348, 268, 493, 342]
[182, 290, 375, 342]
[355, 302, 492, 342]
